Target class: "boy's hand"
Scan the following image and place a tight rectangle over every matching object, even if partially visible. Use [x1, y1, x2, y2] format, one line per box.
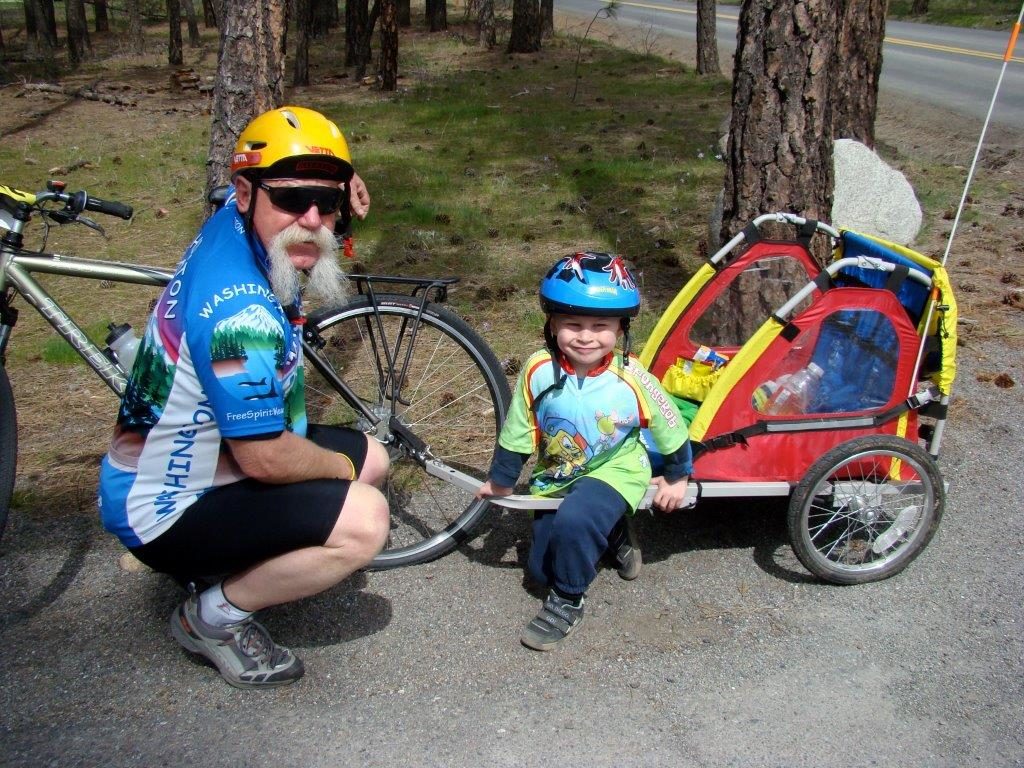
[475, 480, 513, 500]
[651, 475, 689, 512]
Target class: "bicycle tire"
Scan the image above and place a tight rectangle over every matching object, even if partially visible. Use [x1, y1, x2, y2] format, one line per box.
[306, 295, 511, 569]
[788, 435, 944, 585]
[0, 365, 17, 542]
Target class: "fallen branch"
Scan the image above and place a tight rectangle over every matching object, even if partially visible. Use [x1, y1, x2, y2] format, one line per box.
[20, 82, 137, 107]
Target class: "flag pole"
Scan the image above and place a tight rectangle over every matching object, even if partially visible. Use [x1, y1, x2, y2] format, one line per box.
[941, 3, 1023, 267]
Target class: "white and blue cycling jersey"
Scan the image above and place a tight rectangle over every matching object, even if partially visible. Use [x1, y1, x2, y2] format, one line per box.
[98, 191, 306, 547]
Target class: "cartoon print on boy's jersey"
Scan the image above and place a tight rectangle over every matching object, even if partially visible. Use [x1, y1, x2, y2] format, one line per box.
[541, 416, 592, 480]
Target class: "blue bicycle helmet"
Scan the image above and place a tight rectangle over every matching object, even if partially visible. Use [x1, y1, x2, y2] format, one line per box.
[539, 252, 640, 317]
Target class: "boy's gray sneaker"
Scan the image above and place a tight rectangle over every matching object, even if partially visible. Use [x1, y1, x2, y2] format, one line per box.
[612, 516, 642, 580]
[521, 591, 585, 651]
[170, 591, 304, 689]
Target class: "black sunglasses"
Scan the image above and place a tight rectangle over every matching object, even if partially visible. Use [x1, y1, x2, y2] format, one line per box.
[258, 183, 345, 215]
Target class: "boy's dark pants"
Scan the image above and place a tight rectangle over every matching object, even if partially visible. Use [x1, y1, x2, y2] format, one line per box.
[528, 476, 629, 596]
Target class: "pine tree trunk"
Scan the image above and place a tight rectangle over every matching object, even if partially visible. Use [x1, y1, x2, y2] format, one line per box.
[477, 0, 495, 48]
[378, 0, 398, 90]
[65, 0, 92, 67]
[182, 0, 201, 46]
[311, 0, 334, 37]
[722, 0, 839, 305]
[346, 0, 369, 73]
[167, 0, 183, 65]
[425, 0, 447, 32]
[397, 0, 410, 27]
[507, 0, 540, 53]
[696, 0, 720, 75]
[293, 0, 311, 86]
[541, 0, 553, 38]
[832, 0, 884, 147]
[126, 0, 144, 53]
[207, 0, 287, 205]
[94, 0, 109, 33]
[202, 0, 217, 27]
[25, 0, 57, 54]
[40, 0, 57, 45]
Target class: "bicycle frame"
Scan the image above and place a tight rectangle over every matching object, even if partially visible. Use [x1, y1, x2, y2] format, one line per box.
[0, 250, 172, 394]
[0, 237, 463, 440]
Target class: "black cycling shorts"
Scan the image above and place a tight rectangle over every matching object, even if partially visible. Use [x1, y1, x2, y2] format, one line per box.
[130, 424, 369, 584]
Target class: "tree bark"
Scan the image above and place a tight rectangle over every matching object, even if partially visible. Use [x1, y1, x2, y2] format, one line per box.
[207, 0, 287, 205]
[832, 0, 884, 147]
[293, 0, 311, 86]
[696, 0, 720, 75]
[507, 0, 541, 53]
[202, 0, 217, 27]
[65, 0, 92, 67]
[167, 0, 183, 65]
[541, 0, 553, 38]
[182, 0, 201, 46]
[24, 0, 57, 55]
[126, 0, 145, 53]
[425, 0, 447, 32]
[94, 0, 109, 32]
[910, 0, 928, 14]
[311, 0, 335, 37]
[477, 0, 495, 48]
[378, 0, 398, 90]
[397, 0, 410, 27]
[22, 0, 39, 57]
[40, 0, 57, 44]
[346, 0, 369, 73]
[722, 0, 839, 267]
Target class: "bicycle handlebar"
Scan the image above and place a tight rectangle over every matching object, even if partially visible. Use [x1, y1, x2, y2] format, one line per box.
[69, 191, 133, 220]
[0, 183, 133, 222]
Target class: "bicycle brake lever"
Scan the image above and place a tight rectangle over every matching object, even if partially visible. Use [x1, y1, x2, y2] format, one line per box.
[76, 214, 107, 236]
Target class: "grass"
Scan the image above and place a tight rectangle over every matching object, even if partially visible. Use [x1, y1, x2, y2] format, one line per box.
[887, 0, 1021, 29]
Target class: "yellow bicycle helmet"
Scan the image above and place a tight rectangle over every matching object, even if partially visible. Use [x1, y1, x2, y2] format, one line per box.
[230, 106, 354, 182]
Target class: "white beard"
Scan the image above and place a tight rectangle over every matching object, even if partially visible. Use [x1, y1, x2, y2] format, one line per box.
[266, 223, 350, 307]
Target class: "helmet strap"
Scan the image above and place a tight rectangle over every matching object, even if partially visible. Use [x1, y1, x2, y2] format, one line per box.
[620, 317, 632, 369]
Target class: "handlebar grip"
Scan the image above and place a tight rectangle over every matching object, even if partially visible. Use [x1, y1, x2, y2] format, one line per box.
[82, 194, 133, 220]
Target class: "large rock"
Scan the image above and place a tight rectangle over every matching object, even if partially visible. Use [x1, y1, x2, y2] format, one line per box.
[831, 138, 922, 245]
[707, 138, 922, 248]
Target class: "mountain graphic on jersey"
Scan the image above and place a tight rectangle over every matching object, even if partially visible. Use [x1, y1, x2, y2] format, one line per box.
[211, 305, 284, 378]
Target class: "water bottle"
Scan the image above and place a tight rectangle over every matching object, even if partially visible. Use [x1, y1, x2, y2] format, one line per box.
[105, 322, 140, 372]
[764, 362, 824, 416]
[751, 378, 780, 412]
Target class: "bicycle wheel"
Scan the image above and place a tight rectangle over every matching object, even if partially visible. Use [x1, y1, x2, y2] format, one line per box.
[306, 295, 511, 569]
[0, 365, 17, 542]
[788, 435, 944, 585]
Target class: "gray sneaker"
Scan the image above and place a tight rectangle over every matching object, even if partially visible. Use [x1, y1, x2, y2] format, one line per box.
[521, 591, 585, 651]
[170, 592, 304, 689]
[611, 516, 642, 581]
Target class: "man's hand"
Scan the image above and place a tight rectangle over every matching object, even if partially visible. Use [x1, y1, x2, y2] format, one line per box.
[475, 479, 513, 500]
[350, 172, 370, 220]
[651, 475, 689, 513]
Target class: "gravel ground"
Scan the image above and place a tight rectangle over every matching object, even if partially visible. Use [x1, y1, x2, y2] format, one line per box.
[1, 332, 1022, 767]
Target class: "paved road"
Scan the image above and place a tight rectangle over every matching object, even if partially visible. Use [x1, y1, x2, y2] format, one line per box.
[558, 0, 1024, 127]
[1, 336, 1022, 766]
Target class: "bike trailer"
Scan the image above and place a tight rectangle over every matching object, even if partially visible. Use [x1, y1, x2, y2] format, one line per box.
[641, 214, 957, 479]
[636, 214, 959, 583]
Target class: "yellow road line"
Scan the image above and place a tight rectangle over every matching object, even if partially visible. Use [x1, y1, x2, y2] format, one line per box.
[605, 1, 1024, 64]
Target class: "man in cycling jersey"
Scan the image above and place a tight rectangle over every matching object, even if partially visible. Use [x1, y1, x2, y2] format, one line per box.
[98, 106, 389, 690]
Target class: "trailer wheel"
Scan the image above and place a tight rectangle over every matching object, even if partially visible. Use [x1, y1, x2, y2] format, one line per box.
[788, 435, 944, 585]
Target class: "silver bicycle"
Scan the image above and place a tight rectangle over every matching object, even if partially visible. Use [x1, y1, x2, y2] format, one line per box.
[0, 181, 511, 568]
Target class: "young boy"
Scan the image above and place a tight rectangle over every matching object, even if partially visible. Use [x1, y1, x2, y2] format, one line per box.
[477, 252, 692, 651]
